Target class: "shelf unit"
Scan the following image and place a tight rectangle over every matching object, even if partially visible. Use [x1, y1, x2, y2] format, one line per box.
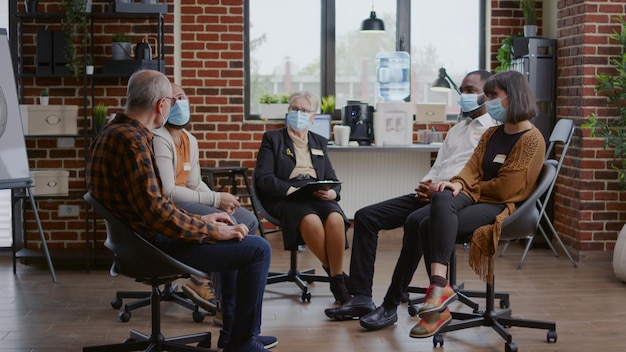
[11, 10, 165, 271]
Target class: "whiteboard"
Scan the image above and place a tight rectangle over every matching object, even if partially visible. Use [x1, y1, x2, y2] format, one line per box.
[0, 28, 31, 188]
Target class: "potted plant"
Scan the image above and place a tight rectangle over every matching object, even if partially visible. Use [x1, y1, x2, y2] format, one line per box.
[85, 56, 94, 75]
[93, 103, 108, 134]
[583, 17, 626, 281]
[520, 0, 537, 37]
[259, 93, 290, 120]
[112, 32, 132, 61]
[61, 0, 89, 77]
[320, 95, 336, 115]
[39, 89, 49, 106]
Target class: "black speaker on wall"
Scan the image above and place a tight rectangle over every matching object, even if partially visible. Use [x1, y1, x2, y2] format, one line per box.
[36, 30, 52, 75]
[52, 30, 69, 75]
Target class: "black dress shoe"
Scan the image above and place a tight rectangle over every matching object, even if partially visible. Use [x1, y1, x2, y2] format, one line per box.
[359, 305, 398, 331]
[324, 295, 376, 321]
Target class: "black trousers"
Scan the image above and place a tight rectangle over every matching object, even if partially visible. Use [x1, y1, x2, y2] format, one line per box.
[349, 194, 427, 297]
[381, 190, 504, 307]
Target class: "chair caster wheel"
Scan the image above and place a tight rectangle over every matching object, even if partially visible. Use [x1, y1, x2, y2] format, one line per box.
[433, 334, 444, 347]
[505, 342, 518, 352]
[119, 310, 131, 322]
[301, 291, 311, 302]
[408, 305, 418, 317]
[197, 336, 211, 348]
[193, 311, 205, 323]
[111, 298, 122, 309]
[499, 299, 510, 309]
[547, 330, 557, 343]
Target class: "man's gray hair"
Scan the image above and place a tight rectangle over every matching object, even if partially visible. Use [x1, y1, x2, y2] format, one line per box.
[125, 70, 171, 112]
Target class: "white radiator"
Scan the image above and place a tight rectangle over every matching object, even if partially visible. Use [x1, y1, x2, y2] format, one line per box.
[328, 149, 433, 219]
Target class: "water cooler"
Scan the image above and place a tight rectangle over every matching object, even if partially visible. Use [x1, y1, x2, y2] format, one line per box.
[373, 51, 414, 146]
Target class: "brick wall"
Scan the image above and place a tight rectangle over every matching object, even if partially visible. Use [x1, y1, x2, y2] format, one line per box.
[16, 0, 626, 261]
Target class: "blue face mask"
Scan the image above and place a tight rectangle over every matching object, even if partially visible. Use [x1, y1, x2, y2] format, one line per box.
[286, 110, 311, 131]
[458, 93, 483, 113]
[167, 100, 191, 126]
[485, 98, 507, 122]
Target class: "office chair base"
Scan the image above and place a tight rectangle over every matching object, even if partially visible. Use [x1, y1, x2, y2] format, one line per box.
[266, 248, 330, 302]
[111, 283, 206, 323]
[432, 278, 557, 352]
[86, 286, 214, 352]
[267, 268, 329, 302]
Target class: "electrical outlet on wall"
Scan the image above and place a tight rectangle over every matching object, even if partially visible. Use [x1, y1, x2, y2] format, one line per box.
[58, 205, 80, 217]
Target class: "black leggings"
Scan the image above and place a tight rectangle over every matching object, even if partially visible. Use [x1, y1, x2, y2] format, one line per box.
[419, 190, 505, 268]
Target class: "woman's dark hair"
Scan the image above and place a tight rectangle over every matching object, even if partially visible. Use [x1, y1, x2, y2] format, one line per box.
[483, 70, 537, 123]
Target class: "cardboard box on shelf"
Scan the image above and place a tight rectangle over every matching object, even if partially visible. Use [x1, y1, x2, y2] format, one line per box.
[30, 170, 69, 196]
[20, 105, 78, 136]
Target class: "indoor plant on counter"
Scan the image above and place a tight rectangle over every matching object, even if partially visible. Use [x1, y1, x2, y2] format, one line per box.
[520, 0, 537, 37]
[111, 32, 131, 61]
[93, 103, 108, 134]
[320, 95, 336, 116]
[259, 93, 289, 120]
[39, 89, 49, 105]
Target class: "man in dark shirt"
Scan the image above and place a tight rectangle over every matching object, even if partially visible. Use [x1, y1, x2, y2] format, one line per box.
[87, 69, 273, 352]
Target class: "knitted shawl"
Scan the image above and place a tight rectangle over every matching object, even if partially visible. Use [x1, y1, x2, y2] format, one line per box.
[449, 126, 545, 282]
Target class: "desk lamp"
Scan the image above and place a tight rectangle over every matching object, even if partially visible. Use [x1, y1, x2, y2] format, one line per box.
[431, 67, 460, 94]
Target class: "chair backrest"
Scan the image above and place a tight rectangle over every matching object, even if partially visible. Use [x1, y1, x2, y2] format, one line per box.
[545, 118, 574, 170]
[83, 192, 208, 283]
[500, 160, 557, 241]
[250, 170, 281, 228]
[538, 119, 574, 221]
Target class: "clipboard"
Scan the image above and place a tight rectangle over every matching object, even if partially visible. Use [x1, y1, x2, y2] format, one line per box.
[288, 180, 342, 198]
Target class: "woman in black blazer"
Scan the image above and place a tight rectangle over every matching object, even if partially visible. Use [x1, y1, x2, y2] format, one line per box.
[254, 91, 350, 305]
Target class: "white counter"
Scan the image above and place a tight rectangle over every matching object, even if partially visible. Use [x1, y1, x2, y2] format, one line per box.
[328, 144, 440, 219]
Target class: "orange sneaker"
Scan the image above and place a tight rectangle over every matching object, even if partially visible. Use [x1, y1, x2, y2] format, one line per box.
[182, 278, 217, 313]
[417, 283, 457, 317]
[409, 307, 451, 338]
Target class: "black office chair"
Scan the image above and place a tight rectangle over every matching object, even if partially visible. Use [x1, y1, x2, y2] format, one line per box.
[250, 171, 329, 302]
[430, 161, 558, 352]
[83, 193, 213, 352]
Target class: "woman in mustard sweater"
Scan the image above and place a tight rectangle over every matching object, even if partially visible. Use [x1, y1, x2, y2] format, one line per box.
[408, 70, 546, 338]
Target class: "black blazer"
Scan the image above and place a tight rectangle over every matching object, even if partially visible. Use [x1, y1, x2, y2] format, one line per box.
[254, 127, 341, 208]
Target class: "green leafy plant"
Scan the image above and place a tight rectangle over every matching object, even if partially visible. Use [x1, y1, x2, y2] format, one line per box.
[583, 17, 626, 190]
[61, 0, 88, 78]
[112, 32, 131, 43]
[259, 93, 289, 104]
[520, 0, 537, 26]
[93, 103, 107, 125]
[495, 34, 517, 73]
[39, 89, 48, 97]
[320, 95, 336, 114]
[93, 103, 108, 124]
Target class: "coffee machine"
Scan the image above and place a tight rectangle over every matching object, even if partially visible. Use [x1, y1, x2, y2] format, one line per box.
[342, 103, 374, 145]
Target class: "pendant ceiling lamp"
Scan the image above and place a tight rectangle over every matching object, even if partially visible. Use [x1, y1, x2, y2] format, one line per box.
[360, 1, 385, 32]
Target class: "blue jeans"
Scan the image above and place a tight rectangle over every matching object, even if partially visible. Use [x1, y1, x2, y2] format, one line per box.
[149, 233, 270, 342]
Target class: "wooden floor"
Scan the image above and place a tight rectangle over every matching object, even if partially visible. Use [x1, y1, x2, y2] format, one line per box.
[2, 228, 626, 352]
